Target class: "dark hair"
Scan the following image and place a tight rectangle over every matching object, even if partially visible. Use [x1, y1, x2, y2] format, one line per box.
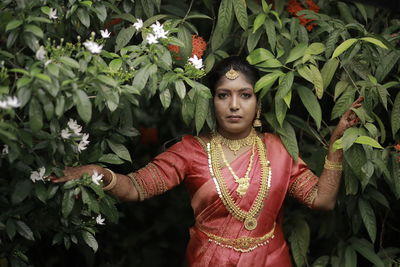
[206, 56, 260, 96]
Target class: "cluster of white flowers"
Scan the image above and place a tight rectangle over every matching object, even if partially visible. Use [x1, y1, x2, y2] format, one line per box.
[146, 21, 169, 44]
[0, 96, 20, 109]
[30, 167, 46, 183]
[95, 214, 105, 225]
[133, 19, 143, 30]
[36, 46, 46, 60]
[100, 29, 111, 39]
[188, 55, 204, 70]
[1, 145, 8, 156]
[48, 8, 58, 20]
[61, 119, 90, 153]
[83, 40, 103, 54]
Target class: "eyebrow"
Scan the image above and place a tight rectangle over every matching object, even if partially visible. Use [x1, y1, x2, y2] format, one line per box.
[216, 88, 253, 92]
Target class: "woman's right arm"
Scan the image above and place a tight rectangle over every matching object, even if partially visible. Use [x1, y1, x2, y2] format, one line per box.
[51, 165, 139, 202]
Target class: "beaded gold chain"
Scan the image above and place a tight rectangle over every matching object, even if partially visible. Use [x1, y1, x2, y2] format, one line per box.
[213, 128, 257, 155]
[219, 142, 256, 197]
[207, 135, 272, 231]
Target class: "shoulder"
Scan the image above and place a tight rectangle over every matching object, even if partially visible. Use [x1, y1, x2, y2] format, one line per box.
[261, 132, 289, 154]
[163, 134, 204, 152]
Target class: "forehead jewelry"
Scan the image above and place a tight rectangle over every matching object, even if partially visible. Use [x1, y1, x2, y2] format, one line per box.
[225, 67, 239, 80]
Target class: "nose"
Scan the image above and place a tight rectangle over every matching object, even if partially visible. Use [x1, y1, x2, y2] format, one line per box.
[229, 95, 239, 111]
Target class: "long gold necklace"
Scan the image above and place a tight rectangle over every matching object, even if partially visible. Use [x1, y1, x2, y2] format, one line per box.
[219, 143, 256, 197]
[213, 128, 257, 155]
[207, 135, 272, 231]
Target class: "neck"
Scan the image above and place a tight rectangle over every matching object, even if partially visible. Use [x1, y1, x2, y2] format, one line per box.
[216, 127, 254, 140]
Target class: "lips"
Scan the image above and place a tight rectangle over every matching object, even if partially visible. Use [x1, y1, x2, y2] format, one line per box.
[226, 115, 242, 122]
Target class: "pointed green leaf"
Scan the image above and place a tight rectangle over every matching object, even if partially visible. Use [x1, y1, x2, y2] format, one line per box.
[159, 88, 172, 109]
[354, 136, 383, 149]
[62, 190, 75, 218]
[60, 56, 80, 69]
[29, 98, 43, 132]
[25, 24, 44, 38]
[16, 221, 34, 241]
[358, 198, 377, 243]
[360, 37, 388, 49]
[351, 238, 384, 267]
[265, 18, 276, 52]
[233, 0, 248, 30]
[73, 90, 92, 123]
[6, 20, 23, 31]
[107, 140, 132, 162]
[334, 80, 349, 101]
[115, 26, 136, 52]
[82, 231, 98, 252]
[98, 154, 124, 164]
[247, 48, 275, 65]
[253, 13, 267, 33]
[305, 42, 325, 55]
[288, 218, 310, 267]
[331, 88, 355, 120]
[285, 42, 308, 64]
[174, 80, 186, 99]
[321, 58, 339, 90]
[391, 91, 400, 137]
[195, 94, 209, 134]
[309, 65, 324, 99]
[296, 86, 322, 129]
[345, 245, 357, 267]
[77, 8, 90, 28]
[254, 71, 283, 93]
[331, 38, 358, 58]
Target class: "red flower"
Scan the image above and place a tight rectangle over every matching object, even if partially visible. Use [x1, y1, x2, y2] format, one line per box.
[167, 35, 207, 60]
[286, 0, 319, 31]
[104, 18, 123, 30]
[394, 144, 400, 151]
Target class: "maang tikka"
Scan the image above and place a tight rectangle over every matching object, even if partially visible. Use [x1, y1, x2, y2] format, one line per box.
[225, 67, 239, 80]
[253, 103, 262, 128]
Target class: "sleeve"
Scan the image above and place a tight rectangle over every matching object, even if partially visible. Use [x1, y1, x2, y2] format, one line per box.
[288, 157, 319, 208]
[127, 137, 191, 201]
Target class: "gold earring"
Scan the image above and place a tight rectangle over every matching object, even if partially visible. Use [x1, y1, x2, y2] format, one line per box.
[253, 105, 262, 128]
[225, 67, 239, 80]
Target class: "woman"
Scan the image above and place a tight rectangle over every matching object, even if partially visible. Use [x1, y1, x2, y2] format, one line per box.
[52, 56, 363, 266]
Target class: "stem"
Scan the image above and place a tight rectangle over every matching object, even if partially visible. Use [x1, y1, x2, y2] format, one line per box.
[181, 0, 195, 24]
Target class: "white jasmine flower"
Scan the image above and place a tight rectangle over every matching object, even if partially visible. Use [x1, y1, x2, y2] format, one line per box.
[188, 55, 203, 70]
[100, 29, 111, 38]
[155, 29, 168, 39]
[49, 8, 58, 20]
[0, 100, 8, 109]
[61, 128, 71, 139]
[30, 167, 46, 183]
[95, 214, 105, 225]
[91, 171, 103, 185]
[83, 41, 103, 54]
[2, 145, 8, 155]
[77, 133, 90, 152]
[150, 21, 163, 33]
[44, 60, 52, 67]
[36, 46, 46, 61]
[67, 119, 82, 135]
[6, 96, 20, 108]
[146, 33, 158, 44]
[133, 19, 143, 30]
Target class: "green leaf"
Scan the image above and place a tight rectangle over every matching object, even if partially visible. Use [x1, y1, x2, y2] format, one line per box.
[247, 28, 263, 53]
[375, 51, 400, 82]
[35, 182, 48, 203]
[107, 140, 132, 162]
[175, 80, 186, 99]
[182, 96, 195, 126]
[81, 187, 99, 213]
[6, 20, 23, 31]
[288, 218, 310, 267]
[254, 71, 283, 93]
[391, 91, 400, 137]
[345, 245, 357, 267]
[77, 8, 90, 28]
[342, 127, 361, 151]
[73, 90, 92, 123]
[34, 73, 51, 83]
[331, 88, 355, 120]
[351, 238, 384, 267]
[60, 56, 80, 69]
[279, 121, 299, 160]
[159, 88, 172, 109]
[24, 24, 44, 38]
[29, 98, 43, 132]
[253, 13, 266, 33]
[12, 179, 32, 204]
[296, 86, 322, 129]
[109, 59, 122, 72]
[334, 80, 349, 101]
[98, 154, 124, 164]
[354, 136, 383, 149]
[247, 48, 275, 65]
[360, 37, 388, 49]
[115, 26, 136, 52]
[331, 38, 358, 58]
[62, 190, 75, 218]
[98, 75, 117, 87]
[275, 97, 287, 126]
[285, 42, 308, 64]
[82, 231, 98, 252]
[355, 2, 368, 22]
[16, 221, 34, 241]
[233, 0, 248, 30]
[132, 64, 152, 91]
[195, 94, 209, 134]
[276, 72, 294, 101]
[309, 65, 324, 99]
[358, 198, 377, 242]
[321, 58, 339, 90]
[265, 18, 276, 52]
[217, 0, 233, 33]
[305, 42, 325, 55]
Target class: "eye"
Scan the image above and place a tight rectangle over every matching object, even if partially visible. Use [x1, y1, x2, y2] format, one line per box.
[217, 93, 228, 99]
[241, 92, 253, 99]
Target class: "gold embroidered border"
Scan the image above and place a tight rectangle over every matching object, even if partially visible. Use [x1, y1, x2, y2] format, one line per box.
[198, 223, 275, 253]
[288, 170, 315, 197]
[194, 136, 207, 151]
[148, 163, 168, 196]
[304, 186, 318, 208]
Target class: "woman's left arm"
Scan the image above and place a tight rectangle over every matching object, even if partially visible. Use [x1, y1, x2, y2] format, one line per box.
[312, 96, 364, 210]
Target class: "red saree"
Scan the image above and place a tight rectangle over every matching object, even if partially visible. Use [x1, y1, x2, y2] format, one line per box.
[129, 133, 318, 266]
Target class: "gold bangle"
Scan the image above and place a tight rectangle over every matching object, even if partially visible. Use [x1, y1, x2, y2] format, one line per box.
[324, 156, 343, 171]
[103, 168, 117, 191]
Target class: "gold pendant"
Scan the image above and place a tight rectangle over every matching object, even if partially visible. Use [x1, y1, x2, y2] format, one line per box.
[244, 217, 257, 231]
[236, 177, 250, 197]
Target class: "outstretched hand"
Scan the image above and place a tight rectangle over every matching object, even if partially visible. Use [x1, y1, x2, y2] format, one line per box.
[49, 164, 102, 183]
[331, 96, 364, 140]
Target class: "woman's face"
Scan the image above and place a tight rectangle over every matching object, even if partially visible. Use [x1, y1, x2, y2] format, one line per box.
[213, 72, 257, 139]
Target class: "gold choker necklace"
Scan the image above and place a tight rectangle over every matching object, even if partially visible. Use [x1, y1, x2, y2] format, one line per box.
[213, 129, 257, 155]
